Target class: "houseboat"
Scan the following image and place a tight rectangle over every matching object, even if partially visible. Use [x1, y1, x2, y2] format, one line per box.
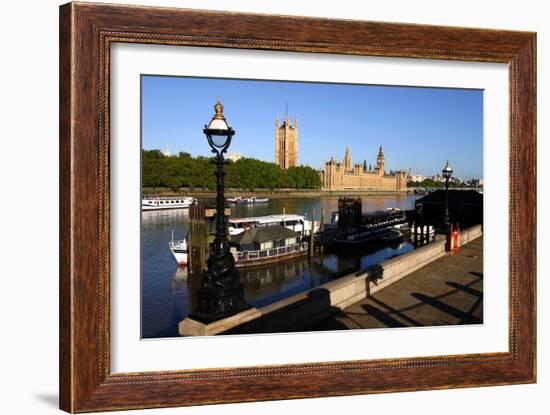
[229, 225, 308, 268]
[142, 196, 196, 211]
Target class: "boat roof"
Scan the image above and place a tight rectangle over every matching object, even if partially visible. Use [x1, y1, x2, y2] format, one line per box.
[230, 225, 299, 245]
[229, 214, 305, 224]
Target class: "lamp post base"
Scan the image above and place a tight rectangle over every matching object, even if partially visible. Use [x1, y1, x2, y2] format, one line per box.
[190, 279, 251, 324]
[189, 255, 251, 324]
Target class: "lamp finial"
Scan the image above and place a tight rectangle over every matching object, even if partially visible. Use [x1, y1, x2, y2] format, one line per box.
[213, 98, 225, 120]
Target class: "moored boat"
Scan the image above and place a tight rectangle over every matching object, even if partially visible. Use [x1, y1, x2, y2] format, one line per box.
[229, 225, 308, 268]
[334, 227, 397, 248]
[228, 213, 318, 236]
[169, 231, 188, 266]
[142, 196, 196, 211]
[229, 196, 269, 204]
[381, 228, 403, 243]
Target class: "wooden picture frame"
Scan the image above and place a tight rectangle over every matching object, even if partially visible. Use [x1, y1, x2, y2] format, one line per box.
[59, 2, 536, 412]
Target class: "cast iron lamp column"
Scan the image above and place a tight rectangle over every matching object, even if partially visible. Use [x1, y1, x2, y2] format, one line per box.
[442, 160, 453, 233]
[189, 99, 250, 324]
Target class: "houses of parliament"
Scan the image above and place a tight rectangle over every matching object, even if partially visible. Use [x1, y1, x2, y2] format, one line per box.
[274, 112, 408, 192]
[319, 145, 408, 191]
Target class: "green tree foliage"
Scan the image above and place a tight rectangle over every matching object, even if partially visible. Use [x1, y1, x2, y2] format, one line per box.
[142, 150, 321, 191]
[407, 178, 468, 189]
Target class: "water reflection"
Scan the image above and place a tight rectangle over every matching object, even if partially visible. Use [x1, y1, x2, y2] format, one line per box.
[141, 194, 419, 338]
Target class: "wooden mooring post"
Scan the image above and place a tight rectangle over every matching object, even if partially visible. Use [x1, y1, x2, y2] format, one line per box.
[188, 202, 208, 312]
[319, 208, 325, 254]
[309, 208, 315, 257]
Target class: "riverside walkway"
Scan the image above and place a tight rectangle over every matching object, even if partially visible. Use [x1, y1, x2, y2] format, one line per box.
[309, 236, 483, 330]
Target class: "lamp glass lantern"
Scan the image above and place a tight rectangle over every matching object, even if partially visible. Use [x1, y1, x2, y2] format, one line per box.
[204, 99, 234, 152]
[442, 160, 453, 180]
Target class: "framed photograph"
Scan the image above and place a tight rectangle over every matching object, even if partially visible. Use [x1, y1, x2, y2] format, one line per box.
[59, 2, 536, 412]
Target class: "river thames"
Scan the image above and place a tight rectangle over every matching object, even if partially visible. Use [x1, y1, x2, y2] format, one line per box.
[141, 194, 420, 338]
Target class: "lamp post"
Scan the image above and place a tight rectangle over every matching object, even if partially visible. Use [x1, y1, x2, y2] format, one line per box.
[442, 160, 453, 233]
[189, 99, 250, 323]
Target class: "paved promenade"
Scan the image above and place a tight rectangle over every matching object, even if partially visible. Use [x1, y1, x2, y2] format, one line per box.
[310, 236, 483, 330]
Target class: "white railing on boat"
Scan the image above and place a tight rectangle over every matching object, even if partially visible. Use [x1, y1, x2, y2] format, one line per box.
[234, 242, 308, 262]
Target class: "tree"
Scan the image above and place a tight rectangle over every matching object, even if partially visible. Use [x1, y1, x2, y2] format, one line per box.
[141, 150, 321, 191]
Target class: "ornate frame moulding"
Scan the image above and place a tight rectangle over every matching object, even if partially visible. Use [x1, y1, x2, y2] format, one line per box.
[59, 2, 536, 412]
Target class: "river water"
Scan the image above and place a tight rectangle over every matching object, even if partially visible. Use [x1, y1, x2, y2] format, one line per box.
[141, 194, 420, 338]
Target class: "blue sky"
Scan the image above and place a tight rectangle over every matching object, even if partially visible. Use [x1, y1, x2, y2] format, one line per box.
[141, 75, 483, 179]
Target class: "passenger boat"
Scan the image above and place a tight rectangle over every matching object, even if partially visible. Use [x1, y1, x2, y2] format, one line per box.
[168, 231, 188, 266]
[142, 196, 196, 211]
[228, 196, 269, 204]
[331, 208, 409, 249]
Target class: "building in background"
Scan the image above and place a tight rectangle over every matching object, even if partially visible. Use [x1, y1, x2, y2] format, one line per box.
[227, 152, 243, 162]
[274, 112, 298, 169]
[411, 174, 426, 182]
[320, 145, 408, 191]
[162, 142, 173, 157]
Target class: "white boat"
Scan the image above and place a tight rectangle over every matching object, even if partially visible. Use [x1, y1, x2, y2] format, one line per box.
[142, 196, 196, 211]
[169, 230, 188, 266]
[228, 196, 269, 204]
[227, 213, 318, 236]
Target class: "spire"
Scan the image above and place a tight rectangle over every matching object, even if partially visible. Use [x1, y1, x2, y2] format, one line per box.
[376, 144, 385, 175]
[363, 159, 367, 172]
[344, 144, 352, 170]
[285, 101, 289, 123]
[275, 114, 279, 126]
[163, 142, 171, 157]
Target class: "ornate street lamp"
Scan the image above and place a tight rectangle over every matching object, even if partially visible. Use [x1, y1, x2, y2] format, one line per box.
[442, 160, 453, 232]
[189, 99, 250, 323]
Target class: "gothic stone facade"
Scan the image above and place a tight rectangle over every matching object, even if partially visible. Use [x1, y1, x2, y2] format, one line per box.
[320, 145, 408, 191]
[275, 114, 298, 169]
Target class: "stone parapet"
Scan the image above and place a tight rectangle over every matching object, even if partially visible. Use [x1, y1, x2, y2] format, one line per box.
[179, 307, 261, 336]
